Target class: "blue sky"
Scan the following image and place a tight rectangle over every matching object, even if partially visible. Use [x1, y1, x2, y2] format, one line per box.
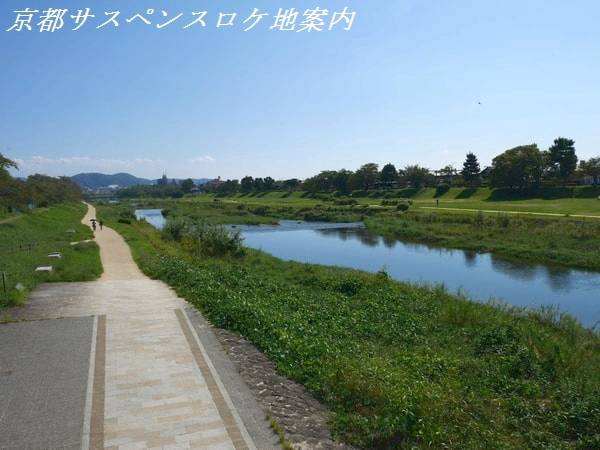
[2, 0, 600, 180]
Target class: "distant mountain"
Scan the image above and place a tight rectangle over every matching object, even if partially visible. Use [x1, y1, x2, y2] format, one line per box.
[71, 172, 153, 189]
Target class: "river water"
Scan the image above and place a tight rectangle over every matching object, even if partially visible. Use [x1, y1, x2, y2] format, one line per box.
[135, 210, 600, 327]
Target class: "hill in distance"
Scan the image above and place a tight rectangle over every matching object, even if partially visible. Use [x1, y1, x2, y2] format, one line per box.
[71, 172, 153, 189]
[71, 172, 211, 189]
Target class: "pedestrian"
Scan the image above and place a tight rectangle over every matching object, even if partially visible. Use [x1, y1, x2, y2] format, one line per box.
[436, 198, 440, 207]
[99, 220, 103, 230]
[92, 221, 96, 231]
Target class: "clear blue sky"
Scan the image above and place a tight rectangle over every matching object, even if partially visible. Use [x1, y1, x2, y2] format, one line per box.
[2, 0, 600, 180]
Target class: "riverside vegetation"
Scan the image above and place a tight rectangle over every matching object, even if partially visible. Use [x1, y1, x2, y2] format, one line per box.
[0, 203, 102, 308]
[98, 203, 600, 449]
[125, 185, 600, 271]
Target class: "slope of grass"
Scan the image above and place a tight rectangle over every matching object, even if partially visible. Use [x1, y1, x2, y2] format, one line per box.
[0, 203, 102, 307]
[98, 203, 600, 449]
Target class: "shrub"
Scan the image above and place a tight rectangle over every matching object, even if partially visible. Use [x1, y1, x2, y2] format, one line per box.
[396, 203, 410, 212]
[117, 218, 131, 224]
[161, 217, 245, 257]
[250, 206, 270, 216]
[161, 217, 188, 241]
[185, 223, 245, 258]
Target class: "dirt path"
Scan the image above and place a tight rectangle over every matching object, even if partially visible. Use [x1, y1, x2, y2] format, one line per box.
[8, 203, 265, 450]
[419, 205, 600, 219]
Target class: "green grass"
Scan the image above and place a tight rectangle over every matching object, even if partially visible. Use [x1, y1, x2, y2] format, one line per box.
[98, 203, 600, 449]
[168, 186, 600, 216]
[0, 203, 102, 307]
[365, 210, 600, 272]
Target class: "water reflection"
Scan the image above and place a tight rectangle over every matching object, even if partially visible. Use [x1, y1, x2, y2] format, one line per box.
[134, 211, 600, 327]
[241, 222, 600, 327]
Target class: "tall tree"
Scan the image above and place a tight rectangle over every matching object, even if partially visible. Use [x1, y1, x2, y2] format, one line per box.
[461, 152, 481, 186]
[380, 163, 398, 186]
[240, 176, 254, 192]
[404, 165, 432, 188]
[263, 176, 275, 190]
[331, 170, 351, 193]
[548, 137, 578, 183]
[253, 177, 265, 191]
[350, 163, 379, 190]
[490, 144, 544, 189]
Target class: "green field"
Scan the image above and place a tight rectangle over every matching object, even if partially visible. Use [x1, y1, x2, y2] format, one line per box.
[0, 203, 102, 308]
[98, 203, 600, 449]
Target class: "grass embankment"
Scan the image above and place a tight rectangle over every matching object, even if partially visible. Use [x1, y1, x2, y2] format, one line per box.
[140, 185, 600, 216]
[365, 212, 600, 272]
[124, 188, 600, 271]
[98, 203, 600, 449]
[0, 203, 102, 308]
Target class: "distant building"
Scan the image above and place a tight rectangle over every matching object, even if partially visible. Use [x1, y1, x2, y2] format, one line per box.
[157, 173, 169, 186]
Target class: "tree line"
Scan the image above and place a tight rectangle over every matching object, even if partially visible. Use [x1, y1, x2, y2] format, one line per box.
[0, 154, 82, 213]
[202, 137, 599, 195]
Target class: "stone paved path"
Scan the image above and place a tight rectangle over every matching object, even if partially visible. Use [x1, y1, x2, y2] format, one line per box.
[10, 204, 258, 450]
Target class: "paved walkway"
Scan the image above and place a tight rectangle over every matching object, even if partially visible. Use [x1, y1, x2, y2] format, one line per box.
[7, 204, 259, 450]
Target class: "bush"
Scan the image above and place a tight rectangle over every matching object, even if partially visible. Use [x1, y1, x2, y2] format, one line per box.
[250, 206, 270, 216]
[117, 218, 131, 224]
[186, 224, 245, 258]
[161, 217, 188, 241]
[161, 217, 245, 257]
[396, 203, 410, 212]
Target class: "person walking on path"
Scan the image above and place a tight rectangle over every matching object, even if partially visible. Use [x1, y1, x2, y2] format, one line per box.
[99, 220, 103, 231]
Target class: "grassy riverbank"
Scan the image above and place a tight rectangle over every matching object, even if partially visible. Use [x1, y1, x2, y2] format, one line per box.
[365, 211, 600, 271]
[98, 203, 600, 449]
[0, 203, 102, 308]
[122, 188, 600, 271]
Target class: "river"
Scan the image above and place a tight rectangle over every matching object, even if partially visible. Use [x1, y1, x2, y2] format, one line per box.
[135, 210, 600, 328]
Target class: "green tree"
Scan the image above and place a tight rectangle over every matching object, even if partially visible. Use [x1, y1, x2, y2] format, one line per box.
[253, 177, 265, 191]
[548, 137, 578, 183]
[282, 178, 300, 190]
[490, 144, 544, 189]
[380, 163, 398, 186]
[0, 153, 18, 174]
[181, 178, 195, 193]
[330, 170, 350, 193]
[461, 152, 481, 186]
[404, 165, 432, 188]
[240, 176, 254, 192]
[579, 157, 600, 185]
[350, 163, 379, 190]
[263, 176, 275, 190]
